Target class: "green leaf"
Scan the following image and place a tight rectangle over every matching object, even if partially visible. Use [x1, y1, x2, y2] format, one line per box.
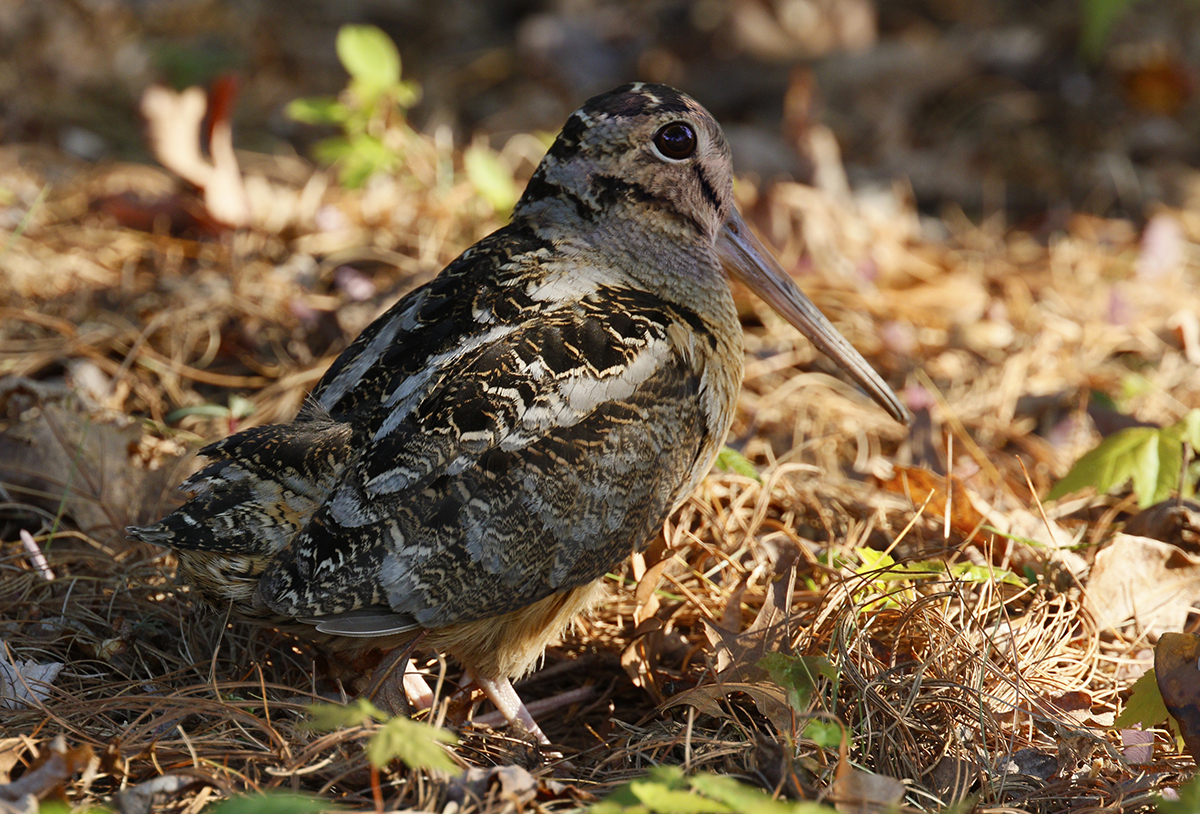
[207, 792, 333, 814]
[1047, 424, 1182, 508]
[801, 718, 843, 749]
[312, 135, 355, 164]
[314, 133, 400, 188]
[1179, 409, 1200, 450]
[392, 79, 422, 109]
[855, 558, 1024, 587]
[366, 714, 459, 772]
[286, 96, 347, 125]
[855, 548, 894, 571]
[759, 652, 837, 713]
[1114, 669, 1167, 730]
[336, 24, 401, 97]
[715, 446, 761, 481]
[948, 562, 1025, 587]
[628, 782, 732, 813]
[304, 697, 386, 731]
[689, 775, 797, 814]
[590, 785, 651, 814]
[306, 699, 458, 771]
[463, 143, 520, 215]
[593, 768, 837, 814]
[1079, 0, 1133, 63]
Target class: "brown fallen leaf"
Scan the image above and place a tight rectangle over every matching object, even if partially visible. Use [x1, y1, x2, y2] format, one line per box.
[1155, 632, 1200, 760]
[0, 736, 94, 807]
[0, 379, 186, 541]
[661, 680, 795, 734]
[1084, 534, 1200, 637]
[90, 190, 226, 238]
[141, 77, 250, 228]
[1124, 499, 1200, 552]
[875, 463, 986, 540]
[663, 544, 803, 733]
[833, 735, 906, 814]
[0, 644, 63, 709]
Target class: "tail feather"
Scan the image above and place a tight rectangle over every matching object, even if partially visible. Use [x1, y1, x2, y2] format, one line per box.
[127, 414, 354, 556]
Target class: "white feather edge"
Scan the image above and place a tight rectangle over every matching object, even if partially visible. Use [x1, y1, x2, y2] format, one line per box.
[300, 608, 420, 637]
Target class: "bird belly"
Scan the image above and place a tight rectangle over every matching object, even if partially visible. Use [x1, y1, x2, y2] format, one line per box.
[425, 579, 608, 680]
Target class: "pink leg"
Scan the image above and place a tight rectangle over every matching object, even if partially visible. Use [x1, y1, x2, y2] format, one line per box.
[402, 661, 435, 711]
[473, 685, 597, 729]
[472, 675, 549, 745]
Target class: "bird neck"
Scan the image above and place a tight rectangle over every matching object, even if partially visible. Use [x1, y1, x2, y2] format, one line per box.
[513, 203, 732, 326]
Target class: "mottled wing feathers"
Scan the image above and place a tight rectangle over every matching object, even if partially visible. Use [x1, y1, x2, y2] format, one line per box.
[257, 290, 710, 629]
[311, 225, 553, 417]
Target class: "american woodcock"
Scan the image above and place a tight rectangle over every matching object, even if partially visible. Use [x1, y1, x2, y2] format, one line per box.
[129, 83, 907, 744]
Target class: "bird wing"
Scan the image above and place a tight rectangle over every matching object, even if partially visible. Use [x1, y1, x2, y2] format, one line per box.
[257, 257, 716, 631]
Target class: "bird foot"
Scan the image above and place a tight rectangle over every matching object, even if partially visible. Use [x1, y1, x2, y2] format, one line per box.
[472, 675, 550, 745]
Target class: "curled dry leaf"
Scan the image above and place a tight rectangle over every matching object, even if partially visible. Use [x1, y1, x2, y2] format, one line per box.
[833, 737, 906, 814]
[140, 79, 249, 228]
[875, 464, 986, 539]
[1154, 632, 1200, 760]
[0, 736, 93, 806]
[663, 545, 802, 733]
[1124, 499, 1200, 551]
[0, 381, 186, 538]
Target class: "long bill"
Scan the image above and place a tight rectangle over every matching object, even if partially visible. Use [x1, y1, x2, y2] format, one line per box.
[717, 210, 909, 424]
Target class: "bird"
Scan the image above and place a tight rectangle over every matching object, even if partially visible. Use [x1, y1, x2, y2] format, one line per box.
[128, 82, 907, 745]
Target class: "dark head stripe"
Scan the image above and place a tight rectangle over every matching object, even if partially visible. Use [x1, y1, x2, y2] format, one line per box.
[578, 83, 697, 123]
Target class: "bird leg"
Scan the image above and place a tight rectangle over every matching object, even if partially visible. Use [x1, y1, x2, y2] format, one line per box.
[402, 661, 435, 711]
[472, 684, 597, 728]
[470, 674, 550, 745]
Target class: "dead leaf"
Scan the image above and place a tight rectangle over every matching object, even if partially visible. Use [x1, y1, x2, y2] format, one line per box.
[621, 617, 665, 702]
[703, 543, 799, 676]
[1000, 748, 1059, 779]
[661, 681, 794, 734]
[0, 736, 93, 806]
[1121, 727, 1155, 765]
[112, 775, 197, 814]
[0, 643, 63, 709]
[1155, 631, 1200, 759]
[0, 739, 25, 784]
[1124, 500, 1200, 552]
[1085, 534, 1200, 636]
[0, 380, 185, 539]
[833, 737, 906, 813]
[876, 464, 986, 538]
[669, 545, 806, 733]
[928, 755, 979, 805]
[141, 77, 249, 228]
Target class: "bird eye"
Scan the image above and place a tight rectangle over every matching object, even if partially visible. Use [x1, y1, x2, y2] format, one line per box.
[653, 122, 697, 160]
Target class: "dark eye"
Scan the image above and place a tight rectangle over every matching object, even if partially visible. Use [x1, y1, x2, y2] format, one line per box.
[653, 122, 697, 160]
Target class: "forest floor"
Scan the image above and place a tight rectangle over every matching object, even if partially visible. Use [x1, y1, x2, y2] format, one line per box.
[2, 2, 1200, 812]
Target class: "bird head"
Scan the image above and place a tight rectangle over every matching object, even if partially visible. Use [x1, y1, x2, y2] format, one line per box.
[515, 83, 735, 243]
[517, 83, 908, 423]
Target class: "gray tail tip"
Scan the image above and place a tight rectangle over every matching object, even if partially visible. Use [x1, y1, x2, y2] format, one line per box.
[125, 524, 159, 543]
